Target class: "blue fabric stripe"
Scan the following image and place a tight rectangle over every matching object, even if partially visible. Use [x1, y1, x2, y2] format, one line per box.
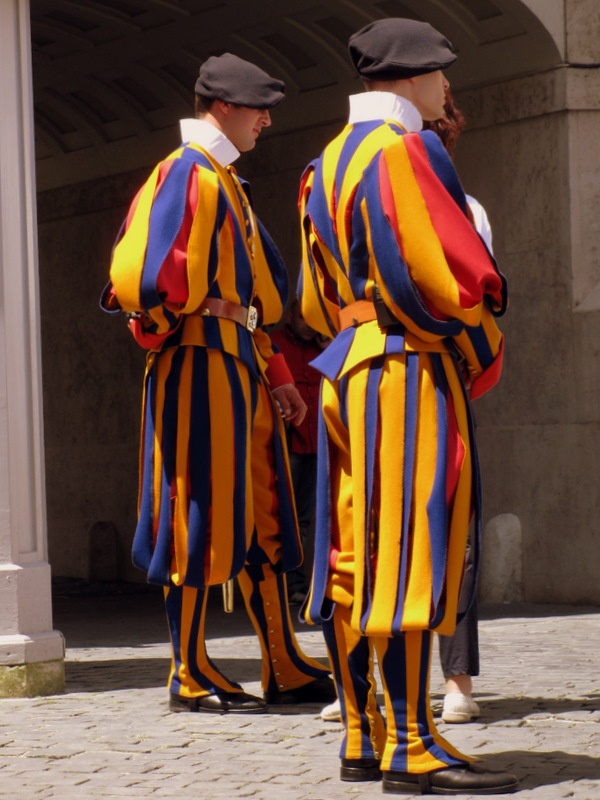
[309, 327, 356, 381]
[458, 366, 481, 625]
[383, 632, 467, 770]
[465, 322, 494, 370]
[178, 145, 217, 171]
[381, 635, 409, 771]
[165, 585, 241, 694]
[147, 348, 186, 585]
[183, 348, 211, 587]
[427, 355, 449, 624]
[206, 189, 227, 289]
[307, 158, 344, 268]
[141, 158, 194, 310]
[245, 566, 326, 693]
[322, 617, 375, 758]
[385, 327, 406, 356]
[348, 179, 371, 298]
[392, 352, 418, 633]
[320, 617, 348, 755]
[307, 382, 335, 625]
[132, 366, 158, 574]
[362, 156, 463, 338]
[222, 353, 249, 578]
[256, 216, 288, 306]
[419, 130, 467, 213]
[334, 121, 380, 209]
[300, 208, 339, 338]
[164, 585, 184, 694]
[360, 356, 384, 633]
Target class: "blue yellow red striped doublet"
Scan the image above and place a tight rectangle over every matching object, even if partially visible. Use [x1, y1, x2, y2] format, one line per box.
[299, 118, 507, 638]
[104, 141, 300, 589]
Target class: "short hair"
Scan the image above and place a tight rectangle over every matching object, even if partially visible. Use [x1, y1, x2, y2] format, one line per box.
[194, 93, 216, 118]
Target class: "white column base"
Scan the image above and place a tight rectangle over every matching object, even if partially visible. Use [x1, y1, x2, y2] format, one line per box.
[0, 562, 65, 695]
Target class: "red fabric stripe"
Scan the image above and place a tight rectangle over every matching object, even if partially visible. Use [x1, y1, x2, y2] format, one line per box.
[470, 335, 504, 400]
[403, 135, 503, 310]
[155, 162, 198, 305]
[265, 352, 294, 389]
[445, 390, 464, 506]
[378, 152, 403, 256]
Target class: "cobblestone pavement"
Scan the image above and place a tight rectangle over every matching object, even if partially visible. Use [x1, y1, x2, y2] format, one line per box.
[1, 585, 598, 799]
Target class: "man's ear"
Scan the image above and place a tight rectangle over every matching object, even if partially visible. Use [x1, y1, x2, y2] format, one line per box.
[215, 99, 230, 116]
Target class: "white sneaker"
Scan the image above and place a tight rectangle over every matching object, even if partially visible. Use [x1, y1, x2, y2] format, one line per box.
[320, 697, 341, 722]
[441, 692, 481, 723]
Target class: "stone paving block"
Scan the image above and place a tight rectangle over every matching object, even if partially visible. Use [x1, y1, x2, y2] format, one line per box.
[2, 600, 599, 800]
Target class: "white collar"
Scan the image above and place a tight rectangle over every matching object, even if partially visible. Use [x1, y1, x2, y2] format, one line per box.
[179, 118, 240, 167]
[348, 92, 423, 133]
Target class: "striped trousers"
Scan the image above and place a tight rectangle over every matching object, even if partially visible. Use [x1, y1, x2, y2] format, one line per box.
[322, 604, 471, 773]
[165, 563, 328, 697]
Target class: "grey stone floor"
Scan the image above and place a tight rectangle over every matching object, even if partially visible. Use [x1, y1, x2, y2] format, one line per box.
[0, 584, 598, 799]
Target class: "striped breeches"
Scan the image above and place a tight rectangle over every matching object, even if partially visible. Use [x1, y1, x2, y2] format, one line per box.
[165, 563, 328, 697]
[322, 604, 471, 773]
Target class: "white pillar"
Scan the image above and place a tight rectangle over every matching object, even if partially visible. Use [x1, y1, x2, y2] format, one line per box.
[0, 0, 64, 696]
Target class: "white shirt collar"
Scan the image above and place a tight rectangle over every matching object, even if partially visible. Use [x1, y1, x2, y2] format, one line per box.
[179, 118, 240, 167]
[348, 92, 423, 133]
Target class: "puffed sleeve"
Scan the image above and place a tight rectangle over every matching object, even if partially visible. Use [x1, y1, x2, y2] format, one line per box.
[107, 154, 224, 341]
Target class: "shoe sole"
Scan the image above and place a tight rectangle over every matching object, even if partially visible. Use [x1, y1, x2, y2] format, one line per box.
[169, 699, 266, 714]
[441, 711, 474, 723]
[382, 776, 519, 795]
[340, 768, 381, 782]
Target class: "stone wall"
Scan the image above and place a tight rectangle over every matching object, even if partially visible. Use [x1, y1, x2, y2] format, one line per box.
[34, 0, 600, 602]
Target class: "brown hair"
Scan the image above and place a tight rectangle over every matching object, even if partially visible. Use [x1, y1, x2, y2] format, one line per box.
[194, 93, 216, 118]
[423, 88, 465, 158]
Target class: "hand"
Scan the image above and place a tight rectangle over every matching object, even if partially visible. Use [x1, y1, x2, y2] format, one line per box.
[271, 383, 307, 426]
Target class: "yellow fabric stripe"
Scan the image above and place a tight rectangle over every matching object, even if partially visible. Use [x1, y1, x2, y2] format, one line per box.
[366, 356, 406, 634]
[378, 146, 472, 324]
[248, 378, 284, 565]
[110, 164, 162, 311]
[183, 164, 220, 313]
[207, 351, 236, 585]
[331, 605, 386, 759]
[321, 378, 355, 610]
[347, 366, 370, 635]
[170, 347, 194, 585]
[150, 349, 174, 541]
[402, 359, 436, 629]
[165, 586, 240, 696]
[237, 568, 326, 692]
[433, 362, 472, 635]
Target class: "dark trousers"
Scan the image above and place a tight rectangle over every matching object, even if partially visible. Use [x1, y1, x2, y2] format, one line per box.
[286, 452, 317, 595]
[438, 541, 480, 679]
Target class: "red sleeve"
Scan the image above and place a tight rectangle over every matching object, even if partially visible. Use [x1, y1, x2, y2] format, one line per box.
[265, 352, 294, 389]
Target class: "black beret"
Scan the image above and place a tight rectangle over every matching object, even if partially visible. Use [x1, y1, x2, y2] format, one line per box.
[349, 18, 457, 81]
[195, 53, 285, 109]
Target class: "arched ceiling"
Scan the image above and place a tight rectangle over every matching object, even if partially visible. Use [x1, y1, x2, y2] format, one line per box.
[30, 0, 562, 188]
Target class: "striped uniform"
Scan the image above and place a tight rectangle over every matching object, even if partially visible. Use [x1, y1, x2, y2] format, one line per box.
[298, 101, 507, 771]
[104, 136, 327, 698]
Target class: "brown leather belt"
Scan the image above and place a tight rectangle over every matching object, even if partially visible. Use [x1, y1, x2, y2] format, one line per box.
[192, 297, 258, 332]
[339, 285, 403, 331]
[338, 300, 378, 330]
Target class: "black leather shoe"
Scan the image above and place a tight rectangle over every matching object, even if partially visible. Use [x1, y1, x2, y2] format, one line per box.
[340, 757, 381, 782]
[169, 691, 266, 714]
[382, 763, 519, 795]
[264, 675, 336, 705]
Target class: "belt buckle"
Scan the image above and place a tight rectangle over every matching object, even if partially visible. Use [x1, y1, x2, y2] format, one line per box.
[246, 305, 258, 332]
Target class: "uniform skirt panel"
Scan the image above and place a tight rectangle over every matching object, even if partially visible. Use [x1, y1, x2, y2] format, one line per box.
[132, 343, 301, 588]
[306, 348, 480, 637]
